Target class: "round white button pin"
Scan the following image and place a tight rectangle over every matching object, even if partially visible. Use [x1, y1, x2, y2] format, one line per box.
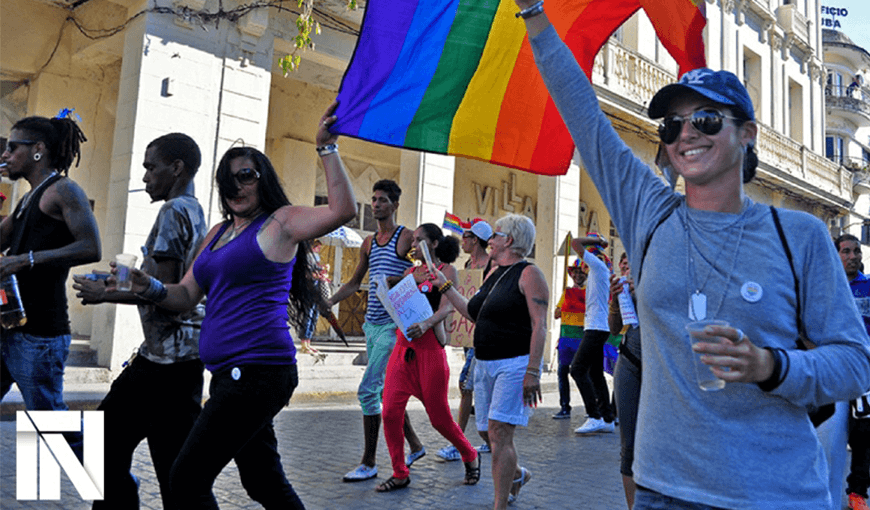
[741, 281, 763, 303]
[231, 367, 241, 380]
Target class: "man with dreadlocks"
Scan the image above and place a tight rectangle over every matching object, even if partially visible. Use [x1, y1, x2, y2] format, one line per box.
[0, 113, 101, 446]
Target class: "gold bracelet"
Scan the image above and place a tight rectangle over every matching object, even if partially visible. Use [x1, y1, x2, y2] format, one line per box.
[439, 280, 453, 293]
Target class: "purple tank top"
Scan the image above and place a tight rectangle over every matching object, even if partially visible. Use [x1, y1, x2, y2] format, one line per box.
[193, 214, 297, 372]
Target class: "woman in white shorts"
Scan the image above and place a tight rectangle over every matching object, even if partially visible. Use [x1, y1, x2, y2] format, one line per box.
[432, 213, 549, 510]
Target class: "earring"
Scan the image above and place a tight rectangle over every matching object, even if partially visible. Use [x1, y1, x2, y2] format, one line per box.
[33, 153, 42, 161]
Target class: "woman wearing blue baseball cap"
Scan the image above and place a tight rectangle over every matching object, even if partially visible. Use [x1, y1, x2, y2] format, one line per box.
[514, 2, 870, 509]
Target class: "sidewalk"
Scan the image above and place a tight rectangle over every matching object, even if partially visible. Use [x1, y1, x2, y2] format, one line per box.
[1, 370, 625, 509]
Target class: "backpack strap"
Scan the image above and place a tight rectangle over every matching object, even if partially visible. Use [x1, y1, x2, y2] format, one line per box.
[770, 205, 813, 349]
[637, 204, 678, 285]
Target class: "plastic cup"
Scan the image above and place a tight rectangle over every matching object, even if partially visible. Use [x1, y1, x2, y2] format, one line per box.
[114, 254, 138, 291]
[686, 319, 729, 391]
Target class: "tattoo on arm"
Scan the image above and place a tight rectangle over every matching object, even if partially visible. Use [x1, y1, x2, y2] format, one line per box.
[532, 297, 548, 308]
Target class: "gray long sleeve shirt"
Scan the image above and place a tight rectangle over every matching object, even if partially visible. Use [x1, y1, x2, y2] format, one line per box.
[530, 24, 870, 509]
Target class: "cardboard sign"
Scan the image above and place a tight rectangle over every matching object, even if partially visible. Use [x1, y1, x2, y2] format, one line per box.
[373, 274, 433, 339]
[445, 269, 483, 348]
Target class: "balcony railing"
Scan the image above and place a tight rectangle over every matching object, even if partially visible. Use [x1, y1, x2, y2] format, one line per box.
[825, 85, 870, 121]
[776, 4, 810, 50]
[591, 38, 675, 109]
[757, 124, 850, 200]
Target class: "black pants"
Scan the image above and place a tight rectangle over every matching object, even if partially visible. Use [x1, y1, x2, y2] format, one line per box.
[570, 329, 614, 422]
[93, 356, 204, 510]
[847, 415, 870, 498]
[169, 363, 304, 509]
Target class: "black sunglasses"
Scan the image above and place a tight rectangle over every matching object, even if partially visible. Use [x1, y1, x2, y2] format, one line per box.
[657, 109, 741, 145]
[3, 140, 38, 153]
[233, 167, 260, 186]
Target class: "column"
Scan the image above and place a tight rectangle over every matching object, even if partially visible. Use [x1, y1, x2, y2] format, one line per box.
[94, 2, 273, 370]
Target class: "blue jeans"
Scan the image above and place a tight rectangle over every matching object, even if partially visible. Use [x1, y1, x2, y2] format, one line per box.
[169, 364, 304, 509]
[1, 330, 71, 410]
[459, 347, 475, 392]
[634, 487, 729, 510]
[1, 330, 82, 459]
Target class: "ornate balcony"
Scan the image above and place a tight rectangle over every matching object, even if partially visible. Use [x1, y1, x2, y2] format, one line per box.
[776, 4, 811, 52]
[591, 38, 676, 110]
[757, 124, 850, 203]
[825, 85, 870, 124]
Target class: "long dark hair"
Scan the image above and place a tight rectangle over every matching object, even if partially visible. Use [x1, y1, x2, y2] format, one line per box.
[214, 146, 317, 329]
[12, 116, 87, 175]
[418, 223, 460, 264]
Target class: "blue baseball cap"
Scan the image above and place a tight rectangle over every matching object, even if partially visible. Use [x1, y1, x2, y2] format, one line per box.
[648, 68, 755, 121]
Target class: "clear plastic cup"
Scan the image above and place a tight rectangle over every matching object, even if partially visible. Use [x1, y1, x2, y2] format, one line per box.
[114, 254, 138, 292]
[686, 319, 729, 391]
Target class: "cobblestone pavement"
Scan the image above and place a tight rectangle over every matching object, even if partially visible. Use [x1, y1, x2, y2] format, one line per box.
[1, 393, 627, 510]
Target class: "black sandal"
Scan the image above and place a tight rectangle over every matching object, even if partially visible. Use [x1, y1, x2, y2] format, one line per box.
[376, 476, 410, 492]
[463, 454, 481, 485]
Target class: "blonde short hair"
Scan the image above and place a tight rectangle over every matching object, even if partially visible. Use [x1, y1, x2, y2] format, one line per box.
[495, 214, 536, 257]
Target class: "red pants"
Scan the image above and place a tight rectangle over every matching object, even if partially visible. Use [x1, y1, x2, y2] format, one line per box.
[382, 329, 477, 478]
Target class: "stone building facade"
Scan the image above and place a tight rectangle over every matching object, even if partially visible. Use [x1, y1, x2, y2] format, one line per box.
[0, 0, 859, 373]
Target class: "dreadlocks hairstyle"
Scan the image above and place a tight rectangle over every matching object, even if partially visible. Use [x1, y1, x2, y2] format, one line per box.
[214, 146, 318, 330]
[12, 116, 87, 175]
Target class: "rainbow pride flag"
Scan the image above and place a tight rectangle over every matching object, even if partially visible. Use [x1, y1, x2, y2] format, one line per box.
[442, 212, 469, 234]
[332, 0, 706, 176]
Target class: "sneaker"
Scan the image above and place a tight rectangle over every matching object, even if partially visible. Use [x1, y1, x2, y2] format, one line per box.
[405, 447, 426, 467]
[436, 445, 461, 461]
[552, 409, 571, 419]
[850, 493, 870, 510]
[343, 464, 377, 482]
[477, 443, 491, 453]
[574, 417, 615, 434]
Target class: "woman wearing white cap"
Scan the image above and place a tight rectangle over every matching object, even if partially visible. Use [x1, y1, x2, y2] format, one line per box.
[513, 2, 870, 509]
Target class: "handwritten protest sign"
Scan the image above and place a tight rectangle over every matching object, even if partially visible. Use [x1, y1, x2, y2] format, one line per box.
[445, 269, 483, 348]
[373, 274, 433, 339]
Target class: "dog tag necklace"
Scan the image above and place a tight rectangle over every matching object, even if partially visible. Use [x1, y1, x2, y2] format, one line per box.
[684, 205, 745, 321]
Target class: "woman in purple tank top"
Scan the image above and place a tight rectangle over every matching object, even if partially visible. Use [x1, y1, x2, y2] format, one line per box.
[116, 102, 356, 509]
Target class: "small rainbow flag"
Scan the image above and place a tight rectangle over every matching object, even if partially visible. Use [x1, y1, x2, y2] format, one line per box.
[333, 0, 706, 176]
[442, 212, 469, 234]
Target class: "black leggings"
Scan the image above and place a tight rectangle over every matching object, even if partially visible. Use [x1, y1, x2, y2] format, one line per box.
[570, 329, 614, 421]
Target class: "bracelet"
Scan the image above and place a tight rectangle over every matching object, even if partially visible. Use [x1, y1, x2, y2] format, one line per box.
[316, 143, 339, 157]
[28, 250, 34, 269]
[757, 347, 788, 392]
[439, 280, 454, 293]
[525, 368, 541, 378]
[137, 276, 168, 302]
[515, 0, 544, 19]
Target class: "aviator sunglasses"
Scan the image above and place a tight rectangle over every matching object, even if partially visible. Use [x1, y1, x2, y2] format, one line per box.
[657, 108, 741, 145]
[233, 167, 260, 186]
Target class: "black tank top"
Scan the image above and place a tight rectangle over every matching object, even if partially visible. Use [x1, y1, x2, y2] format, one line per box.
[8, 174, 75, 336]
[467, 261, 532, 360]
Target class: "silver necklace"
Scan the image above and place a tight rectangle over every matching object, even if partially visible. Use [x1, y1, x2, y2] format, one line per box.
[683, 204, 746, 321]
[226, 218, 253, 242]
[15, 171, 58, 220]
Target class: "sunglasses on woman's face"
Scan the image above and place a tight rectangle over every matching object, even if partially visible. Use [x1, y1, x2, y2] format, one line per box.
[657, 108, 740, 145]
[233, 167, 260, 186]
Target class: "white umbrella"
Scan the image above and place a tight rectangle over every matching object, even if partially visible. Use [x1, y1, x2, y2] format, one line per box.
[320, 226, 364, 248]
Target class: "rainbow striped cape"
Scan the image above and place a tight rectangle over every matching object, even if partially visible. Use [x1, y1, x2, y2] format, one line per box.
[332, 0, 706, 176]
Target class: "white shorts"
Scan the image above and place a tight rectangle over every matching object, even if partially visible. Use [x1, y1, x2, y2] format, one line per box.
[474, 355, 532, 431]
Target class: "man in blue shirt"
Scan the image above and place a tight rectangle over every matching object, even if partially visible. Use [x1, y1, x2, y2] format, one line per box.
[837, 234, 870, 510]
